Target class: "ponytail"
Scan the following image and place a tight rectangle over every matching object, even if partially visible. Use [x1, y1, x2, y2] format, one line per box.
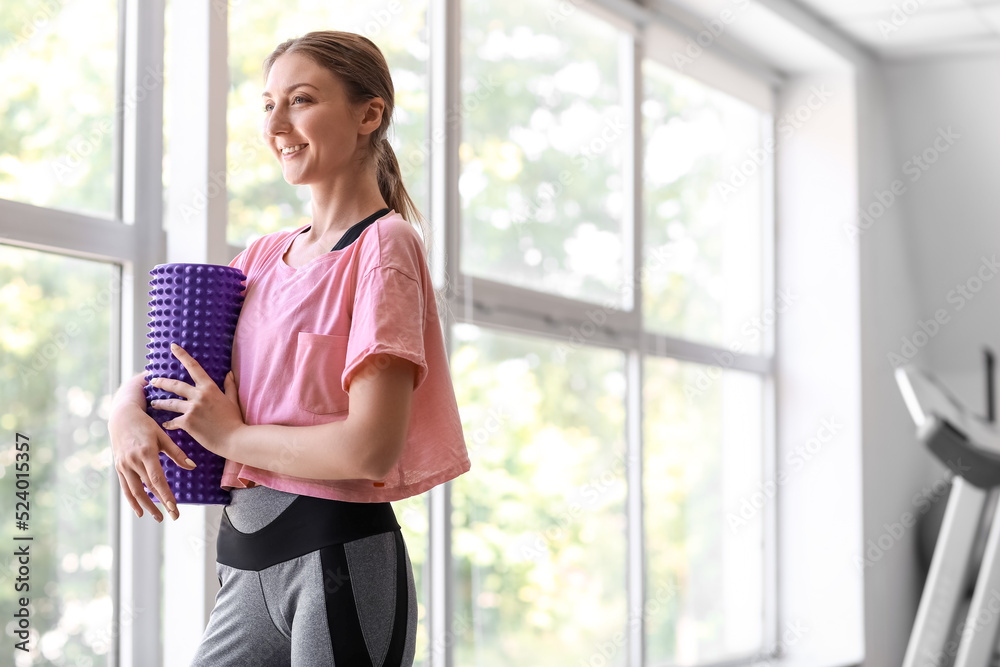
[374, 135, 429, 247]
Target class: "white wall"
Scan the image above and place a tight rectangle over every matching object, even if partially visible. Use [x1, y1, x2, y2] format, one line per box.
[883, 54, 1000, 381]
[855, 61, 929, 667]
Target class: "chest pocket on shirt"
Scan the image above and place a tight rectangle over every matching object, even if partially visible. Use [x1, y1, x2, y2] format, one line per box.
[291, 332, 350, 415]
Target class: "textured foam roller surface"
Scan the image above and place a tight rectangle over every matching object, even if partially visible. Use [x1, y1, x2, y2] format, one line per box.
[143, 263, 246, 505]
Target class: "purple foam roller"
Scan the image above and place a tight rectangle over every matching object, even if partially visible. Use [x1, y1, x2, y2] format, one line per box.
[143, 263, 246, 505]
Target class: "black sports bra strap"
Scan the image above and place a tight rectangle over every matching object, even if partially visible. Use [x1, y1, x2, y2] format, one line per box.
[295, 208, 391, 252]
[331, 207, 391, 251]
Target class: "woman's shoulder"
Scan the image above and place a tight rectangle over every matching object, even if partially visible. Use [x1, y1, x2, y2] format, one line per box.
[359, 211, 427, 274]
[370, 211, 422, 243]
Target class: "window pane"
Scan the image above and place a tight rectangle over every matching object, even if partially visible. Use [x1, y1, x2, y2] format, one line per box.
[0, 244, 117, 664]
[451, 325, 627, 665]
[460, 0, 628, 307]
[0, 1, 119, 216]
[392, 493, 429, 667]
[644, 356, 764, 663]
[643, 59, 770, 352]
[226, 4, 429, 246]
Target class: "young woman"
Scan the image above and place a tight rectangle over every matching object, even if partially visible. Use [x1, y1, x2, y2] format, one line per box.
[108, 31, 470, 666]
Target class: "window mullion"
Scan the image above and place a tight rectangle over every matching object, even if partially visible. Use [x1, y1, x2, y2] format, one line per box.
[113, 0, 126, 222]
[627, 348, 646, 667]
[160, 1, 229, 666]
[430, 0, 462, 663]
[622, 26, 646, 667]
[118, 1, 166, 666]
[762, 109, 780, 657]
[642, 331, 772, 376]
[452, 274, 639, 351]
[0, 199, 135, 262]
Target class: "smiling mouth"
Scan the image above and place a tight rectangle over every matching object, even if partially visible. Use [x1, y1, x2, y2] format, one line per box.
[280, 144, 307, 156]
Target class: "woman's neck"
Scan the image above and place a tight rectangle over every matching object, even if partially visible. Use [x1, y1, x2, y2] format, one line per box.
[304, 171, 388, 243]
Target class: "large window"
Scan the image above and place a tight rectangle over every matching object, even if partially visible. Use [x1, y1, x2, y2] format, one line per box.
[1, 2, 124, 665]
[455, 1, 774, 665]
[3, 0, 777, 664]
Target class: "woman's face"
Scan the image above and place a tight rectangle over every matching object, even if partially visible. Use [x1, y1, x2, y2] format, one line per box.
[261, 51, 379, 185]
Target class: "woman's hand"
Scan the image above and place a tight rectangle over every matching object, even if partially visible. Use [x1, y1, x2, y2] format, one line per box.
[109, 371, 196, 522]
[148, 343, 246, 456]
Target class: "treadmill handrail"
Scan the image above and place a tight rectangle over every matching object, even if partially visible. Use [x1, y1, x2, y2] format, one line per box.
[896, 365, 1000, 455]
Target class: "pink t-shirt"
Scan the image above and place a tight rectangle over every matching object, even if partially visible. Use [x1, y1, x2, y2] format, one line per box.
[220, 210, 470, 502]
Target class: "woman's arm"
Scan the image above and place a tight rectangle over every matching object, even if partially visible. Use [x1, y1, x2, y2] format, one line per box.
[111, 371, 149, 413]
[109, 370, 197, 522]
[222, 352, 415, 480]
[151, 346, 416, 481]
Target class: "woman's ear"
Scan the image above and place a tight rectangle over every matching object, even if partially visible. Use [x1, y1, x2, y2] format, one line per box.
[358, 97, 385, 136]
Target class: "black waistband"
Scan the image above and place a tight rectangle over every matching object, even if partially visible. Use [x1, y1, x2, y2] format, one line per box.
[216, 494, 400, 571]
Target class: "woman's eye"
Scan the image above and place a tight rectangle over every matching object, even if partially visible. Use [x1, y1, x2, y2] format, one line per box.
[263, 97, 306, 112]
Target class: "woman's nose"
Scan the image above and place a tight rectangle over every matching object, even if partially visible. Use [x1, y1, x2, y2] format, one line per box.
[264, 105, 290, 137]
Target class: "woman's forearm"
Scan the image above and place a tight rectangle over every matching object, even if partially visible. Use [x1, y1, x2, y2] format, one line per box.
[110, 371, 149, 417]
[219, 417, 389, 482]
[211, 354, 415, 483]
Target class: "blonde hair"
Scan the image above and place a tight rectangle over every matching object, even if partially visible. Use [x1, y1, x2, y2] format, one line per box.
[264, 31, 427, 242]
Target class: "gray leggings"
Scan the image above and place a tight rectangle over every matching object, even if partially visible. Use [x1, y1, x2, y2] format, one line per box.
[190, 485, 417, 666]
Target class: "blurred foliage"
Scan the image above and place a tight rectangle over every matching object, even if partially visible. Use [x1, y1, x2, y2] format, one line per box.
[644, 358, 764, 664]
[0, 244, 117, 666]
[0, 0, 118, 217]
[450, 325, 628, 666]
[392, 489, 430, 664]
[642, 59, 767, 351]
[1, 3, 119, 665]
[459, 0, 627, 307]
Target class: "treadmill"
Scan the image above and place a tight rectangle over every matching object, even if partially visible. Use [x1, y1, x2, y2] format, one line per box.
[898, 357, 1000, 667]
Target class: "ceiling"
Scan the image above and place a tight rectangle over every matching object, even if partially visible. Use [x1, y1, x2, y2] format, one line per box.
[791, 0, 1000, 58]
